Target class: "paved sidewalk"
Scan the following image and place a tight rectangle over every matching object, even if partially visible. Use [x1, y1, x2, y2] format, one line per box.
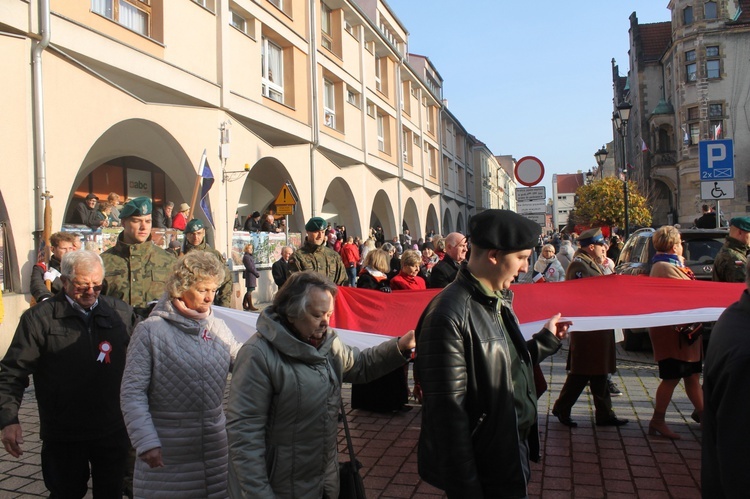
[0, 343, 702, 498]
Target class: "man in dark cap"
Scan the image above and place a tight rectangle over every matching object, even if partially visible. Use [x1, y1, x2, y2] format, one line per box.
[181, 219, 232, 307]
[712, 216, 750, 282]
[551, 228, 628, 429]
[288, 216, 347, 285]
[416, 209, 570, 498]
[75, 193, 109, 230]
[101, 196, 176, 319]
[243, 211, 262, 232]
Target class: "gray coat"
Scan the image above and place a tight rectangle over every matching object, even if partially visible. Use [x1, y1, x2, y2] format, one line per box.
[121, 296, 242, 499]
[226, 309, 408, 498]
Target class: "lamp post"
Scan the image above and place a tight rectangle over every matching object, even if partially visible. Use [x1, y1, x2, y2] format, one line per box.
[614, 102, 632, 239]
[594, 145, 608, 179]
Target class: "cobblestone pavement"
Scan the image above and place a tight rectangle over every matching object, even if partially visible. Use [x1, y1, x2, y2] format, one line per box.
[0, 343, 702, 498]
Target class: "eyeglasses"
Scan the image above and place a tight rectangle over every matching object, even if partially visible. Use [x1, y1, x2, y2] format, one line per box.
[72, 284, 103, 293]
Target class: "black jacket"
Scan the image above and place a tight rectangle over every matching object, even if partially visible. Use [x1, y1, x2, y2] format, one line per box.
[152, 207, 172, 229]
[416, 266, 561, 498]
[428, 253, 460, 288]
[30, 255, 63, 303]
[271, 258, 289, 288]
[0, 292, 137, 441]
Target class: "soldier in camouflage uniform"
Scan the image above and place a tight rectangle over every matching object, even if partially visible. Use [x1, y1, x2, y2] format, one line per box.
[288, 216, 347, 286]
[181, 218, 233, 307]
[101, 197, 176, 319]
[712, 216, 750, 283]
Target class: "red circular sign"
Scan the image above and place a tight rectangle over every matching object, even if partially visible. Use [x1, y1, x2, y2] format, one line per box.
[514, 156, 545, 187]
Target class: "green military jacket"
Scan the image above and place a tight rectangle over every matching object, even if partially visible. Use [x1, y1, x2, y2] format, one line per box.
[288, 240, 347, 286]
[183, 240, 233, 308]
[101, 233, 176, 317]
[712, 236, 749, 283]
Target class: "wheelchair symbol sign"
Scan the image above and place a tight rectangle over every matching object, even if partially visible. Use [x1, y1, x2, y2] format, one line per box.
[699, 139, 734, 180]
[701, 180, 735, 200]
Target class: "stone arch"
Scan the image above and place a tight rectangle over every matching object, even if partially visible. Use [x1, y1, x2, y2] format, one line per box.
[426, 204, 440, 237]
[321, 177, 362, 239]
[0, 192, 22, 292]
[402, 198, 421, 241]
[369, 190, 397, 240]
[650, 178, 675, 226]
[239, 157, 305, 233]
[456, 212, 465, 234]
[442, 207, 453, 235]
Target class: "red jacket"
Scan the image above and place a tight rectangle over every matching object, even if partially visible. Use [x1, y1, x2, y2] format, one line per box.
[339, 243, 360, 268]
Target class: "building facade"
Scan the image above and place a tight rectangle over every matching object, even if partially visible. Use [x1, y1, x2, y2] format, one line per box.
[614, 1, 750, 226]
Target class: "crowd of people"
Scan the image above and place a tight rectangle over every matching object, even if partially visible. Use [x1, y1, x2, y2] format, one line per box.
[4, 198, 750, 497]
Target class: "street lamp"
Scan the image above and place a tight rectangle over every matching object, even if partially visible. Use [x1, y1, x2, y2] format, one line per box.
[594, 145, 608, 179]
[614, 102, 632, 239]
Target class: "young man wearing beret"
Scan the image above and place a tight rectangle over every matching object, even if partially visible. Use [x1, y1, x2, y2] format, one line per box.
[712, 216, 750, 282]
[551, 228, 628, 429]
[288, 217, 347, 286]
[416, 209, 570, 498]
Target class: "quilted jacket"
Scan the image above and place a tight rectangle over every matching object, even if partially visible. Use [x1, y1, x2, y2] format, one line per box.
[120, 296, 242, 499]
[226, 309, 409, 498]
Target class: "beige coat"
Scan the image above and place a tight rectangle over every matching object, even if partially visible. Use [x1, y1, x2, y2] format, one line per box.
[648, 260, 702, 363]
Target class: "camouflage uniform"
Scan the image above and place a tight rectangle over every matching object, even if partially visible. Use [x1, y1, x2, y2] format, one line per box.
[101, 232, 176, 318]
[712, 236, 749, 283]
[288, 240, 348, 286]
[182, 241, 233, 307]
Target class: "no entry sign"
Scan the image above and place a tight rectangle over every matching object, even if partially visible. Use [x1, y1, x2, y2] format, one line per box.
[515, 156, 545, 187]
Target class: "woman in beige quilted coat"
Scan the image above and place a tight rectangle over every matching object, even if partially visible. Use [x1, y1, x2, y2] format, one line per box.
[121, 251, 242, 498]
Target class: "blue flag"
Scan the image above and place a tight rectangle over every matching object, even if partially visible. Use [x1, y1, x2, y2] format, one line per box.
[199, 150, 215, 227]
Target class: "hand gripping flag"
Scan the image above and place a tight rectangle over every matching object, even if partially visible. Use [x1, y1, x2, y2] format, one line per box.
[199, 150, 215, 227]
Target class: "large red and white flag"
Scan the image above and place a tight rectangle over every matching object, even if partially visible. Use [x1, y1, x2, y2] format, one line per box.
[216, 275, 745, 349]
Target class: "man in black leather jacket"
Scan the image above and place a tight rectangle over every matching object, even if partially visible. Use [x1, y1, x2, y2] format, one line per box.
[416, 209, 570, 498]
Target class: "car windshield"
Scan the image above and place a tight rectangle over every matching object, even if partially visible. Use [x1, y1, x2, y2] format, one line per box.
[682, 239, 723, 265]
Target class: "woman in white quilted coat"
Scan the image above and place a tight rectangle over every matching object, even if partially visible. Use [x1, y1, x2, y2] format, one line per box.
[121, 251, 242, 498]
[226, 271, 416, 498]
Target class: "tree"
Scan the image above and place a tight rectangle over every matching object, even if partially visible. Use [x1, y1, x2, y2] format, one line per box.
[573, 176, 652, 230]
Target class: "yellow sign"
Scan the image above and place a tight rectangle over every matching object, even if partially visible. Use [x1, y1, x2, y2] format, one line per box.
[274, 184, 296, 206]
[276, 205, 294, 216]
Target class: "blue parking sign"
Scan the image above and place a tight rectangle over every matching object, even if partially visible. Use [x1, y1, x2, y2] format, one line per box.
[699, 139, 734, 180]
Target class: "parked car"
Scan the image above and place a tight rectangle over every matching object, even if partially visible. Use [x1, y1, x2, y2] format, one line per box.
[614, 227, 728, 350]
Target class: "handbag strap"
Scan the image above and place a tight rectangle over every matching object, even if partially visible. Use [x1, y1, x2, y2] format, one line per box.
[340, 399, 358, 463]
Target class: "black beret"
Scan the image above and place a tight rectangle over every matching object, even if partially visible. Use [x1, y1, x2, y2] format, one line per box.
[468, 210, 540, 251]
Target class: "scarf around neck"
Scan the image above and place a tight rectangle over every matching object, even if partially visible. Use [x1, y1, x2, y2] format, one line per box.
[652, 252, 695, 280]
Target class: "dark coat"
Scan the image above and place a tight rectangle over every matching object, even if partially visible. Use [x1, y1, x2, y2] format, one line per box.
[564, 250, 616, 375]
[416, 266, 561, 498]
[152, 207, 172, 229]
[702, 289, 750, 497]
[75, 202, 104, 229]
[271, 257, 289, 288]
[30, 255, 63, 303]
[0, 293, 137, 441]
[428, 253, 460, 288]
[243, 253, 259, 289]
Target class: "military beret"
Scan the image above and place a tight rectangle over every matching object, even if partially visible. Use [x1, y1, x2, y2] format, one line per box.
[305, 217, 327, 231]
[119, 196, 153, 218]
[468, 210, 540, 251]
[578, 228, 605, 246]
[184, 219, 205, 234]
[730, 216, 750, 232]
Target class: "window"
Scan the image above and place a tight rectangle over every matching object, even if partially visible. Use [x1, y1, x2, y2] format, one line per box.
[685, 50, 697, 82]
[192, 0, 214, 9]
[92, 0, 151, 36]
[707, 46, 720, 79]
[346, 89, 359, 107]
[377, 114, 385, 152]
[426, 104, 432, 132]
[684, 6, 693, 24]
[374, 57, 382, 92]
[413, 133, 420, 146]
[401, 81, 411, 115]
[709, 103, 723, 118]
[710, 120, 723, 139]
[261, 37, 284, 103]
[705, 1, 717, 20]
[687, 106, 700, 145]
[344, 20, 353, 35]
[323, 79, 335, 129]
[366, 101, 375, 117]
[268, 0, 282, 9]
[321, 3, 332, 51]
[230, 9, 248, 34]
[402, 128, 410, 163]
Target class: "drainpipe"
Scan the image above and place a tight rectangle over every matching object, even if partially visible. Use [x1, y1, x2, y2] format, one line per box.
[33, 0, 51, 237]
[395, 56, 405, 239]
[309, 0, 320, 217]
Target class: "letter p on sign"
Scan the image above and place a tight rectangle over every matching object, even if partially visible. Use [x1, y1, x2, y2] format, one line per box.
[707, 143, 726, 168]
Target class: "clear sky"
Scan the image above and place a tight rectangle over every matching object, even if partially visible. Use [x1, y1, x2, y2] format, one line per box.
[385, 0, 672, 197]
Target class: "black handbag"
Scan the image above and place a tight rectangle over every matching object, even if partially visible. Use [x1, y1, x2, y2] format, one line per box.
[338, 400, 367, 499]
[675, 322, 704, 345]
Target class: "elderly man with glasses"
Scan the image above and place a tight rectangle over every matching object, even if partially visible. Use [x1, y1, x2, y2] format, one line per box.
[0, 250, 137, 497]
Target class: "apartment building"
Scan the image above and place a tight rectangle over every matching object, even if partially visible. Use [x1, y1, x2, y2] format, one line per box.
[0, 0, 494, 337]
[552, 173, 586, 231]
[614, 1, 750, 226]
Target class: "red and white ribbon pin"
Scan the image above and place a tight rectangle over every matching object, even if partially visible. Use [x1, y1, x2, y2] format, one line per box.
[97, 341, 112, 363]
[201, 329, 212, 342]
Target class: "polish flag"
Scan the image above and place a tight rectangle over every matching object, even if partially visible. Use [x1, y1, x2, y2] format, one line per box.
[216, 275, 745, 349]
[715, 123, 722, 139]
[640, 138, 649, 152]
